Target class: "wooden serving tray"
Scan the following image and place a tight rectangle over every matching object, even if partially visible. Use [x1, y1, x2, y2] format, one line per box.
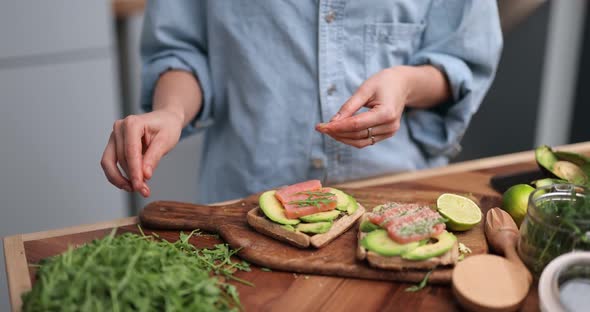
[140, 187, 501, 284]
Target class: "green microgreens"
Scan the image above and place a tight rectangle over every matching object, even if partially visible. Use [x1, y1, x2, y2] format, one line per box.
[397, 218, 447, 236]
[22, 226, 251, 312]
[288, 191, 336, 208]
[405, 268, 434, 292]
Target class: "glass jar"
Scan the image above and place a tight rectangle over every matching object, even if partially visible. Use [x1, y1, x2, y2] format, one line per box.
[518, 184, 590, 277]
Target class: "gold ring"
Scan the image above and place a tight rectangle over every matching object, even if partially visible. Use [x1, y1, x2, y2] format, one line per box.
[367, 127, 373, 139]
[370, 135, 375, 145]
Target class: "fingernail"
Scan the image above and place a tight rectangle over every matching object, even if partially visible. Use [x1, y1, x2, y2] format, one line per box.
[331, 113, 341, 121]
[142, 186, 150, 197]
[145, 165, 153, 179]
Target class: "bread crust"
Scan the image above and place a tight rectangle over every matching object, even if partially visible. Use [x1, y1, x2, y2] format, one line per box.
[247, 205, 365, 249]
[246, 208, 310, 248]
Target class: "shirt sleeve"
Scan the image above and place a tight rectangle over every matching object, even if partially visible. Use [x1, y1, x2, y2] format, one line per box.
[406, 0, 503, 158]
[140, 1, 213, 137]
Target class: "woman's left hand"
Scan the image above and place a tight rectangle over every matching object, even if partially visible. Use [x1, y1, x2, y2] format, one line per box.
[316, 67, 410, 148]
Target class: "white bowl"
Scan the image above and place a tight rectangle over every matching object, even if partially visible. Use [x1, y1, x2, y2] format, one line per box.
[539, 251, 590, 312]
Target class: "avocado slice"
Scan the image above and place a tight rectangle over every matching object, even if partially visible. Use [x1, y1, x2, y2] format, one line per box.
[535, 146, 589, 185]
[346, 195, 358, 215]
[299, 210, 341, 223]
[530, 178, 568, 199]
[402, 231, 457, 261]
[281, 224, 296, 232]
[326, 188, 351, 211]
[536, 145, 559, 171]
[259, 190, 300, 225]
[359, 220, 381, 232]
[531, 178, 567, 188]
[361, 229, 421, 257]
[296, 221, 332, 234]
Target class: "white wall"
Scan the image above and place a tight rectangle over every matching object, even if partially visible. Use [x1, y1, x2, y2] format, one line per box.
[0, 2, 127, 310]
[535, 0, 587, 146]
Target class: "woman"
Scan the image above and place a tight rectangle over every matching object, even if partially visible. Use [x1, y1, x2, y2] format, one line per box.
[101, 1, 502, 203]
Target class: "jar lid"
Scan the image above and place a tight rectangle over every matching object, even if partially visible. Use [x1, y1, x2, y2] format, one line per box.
[539, 252, 590, 312]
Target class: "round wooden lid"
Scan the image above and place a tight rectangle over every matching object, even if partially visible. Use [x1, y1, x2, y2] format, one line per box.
[452, 254, 529, 312]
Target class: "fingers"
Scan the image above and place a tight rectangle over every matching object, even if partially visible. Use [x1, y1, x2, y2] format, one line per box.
[122, 116, 149, 197]
[331, 80, 375, 121]
[320, 106, 394, 133]
[100, 133, 132, 191]
[327, 122, 400, 140]
[142, 135, 168, 180]
[113, 120, 129, 175]
[333, 133, 392, 149]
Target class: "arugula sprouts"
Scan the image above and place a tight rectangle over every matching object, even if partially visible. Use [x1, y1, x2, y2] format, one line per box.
[405, 269, 434, 292]
[22, 228, 251, 312]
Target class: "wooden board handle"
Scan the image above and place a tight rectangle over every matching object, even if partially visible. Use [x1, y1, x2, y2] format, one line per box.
[139, 200, 250, 233]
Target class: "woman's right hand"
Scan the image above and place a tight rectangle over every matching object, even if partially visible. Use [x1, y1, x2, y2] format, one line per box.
[100, 109, 184, 197]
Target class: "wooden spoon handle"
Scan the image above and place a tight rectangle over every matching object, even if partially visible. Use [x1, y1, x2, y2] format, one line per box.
[503, 239, 533, 282]
[139, 200, 250, 232]
[485, 208, 533, 284]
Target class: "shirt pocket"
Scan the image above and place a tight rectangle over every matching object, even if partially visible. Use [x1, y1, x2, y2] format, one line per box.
[364, 22, 426, 78]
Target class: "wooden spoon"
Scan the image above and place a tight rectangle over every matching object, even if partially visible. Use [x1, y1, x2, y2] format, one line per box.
[452, 208, 532, 312]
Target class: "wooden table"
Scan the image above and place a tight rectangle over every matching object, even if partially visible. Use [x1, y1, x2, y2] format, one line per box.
[5, 142, 590, 312]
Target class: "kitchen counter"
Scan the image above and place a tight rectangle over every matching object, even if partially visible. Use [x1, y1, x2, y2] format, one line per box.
[5, 141, 590, 312]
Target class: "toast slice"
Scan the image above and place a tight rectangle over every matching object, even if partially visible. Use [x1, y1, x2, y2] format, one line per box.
[356, 215, 459, 270]
[247, 204, 365, 248]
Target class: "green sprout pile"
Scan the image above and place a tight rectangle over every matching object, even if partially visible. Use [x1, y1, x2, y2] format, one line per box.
[22, 228, 251, 312]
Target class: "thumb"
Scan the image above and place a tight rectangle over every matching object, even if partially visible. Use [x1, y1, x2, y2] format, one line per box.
[331, 81, 375, 121]
[142, 136, 169, 180]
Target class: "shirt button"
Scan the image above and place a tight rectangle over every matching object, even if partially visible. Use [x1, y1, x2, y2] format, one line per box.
[311, 158, 325, 169]
[325, 11, 335, 23]
[327, 84, 337, 96]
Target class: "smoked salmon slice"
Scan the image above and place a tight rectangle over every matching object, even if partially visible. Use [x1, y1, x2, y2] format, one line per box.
[274, 180, 337, 219]
[368, 203, 446, 244]
[275, 180, 322, 204]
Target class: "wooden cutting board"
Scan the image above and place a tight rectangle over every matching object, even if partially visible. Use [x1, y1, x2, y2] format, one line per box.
[140, 186, 501, 284]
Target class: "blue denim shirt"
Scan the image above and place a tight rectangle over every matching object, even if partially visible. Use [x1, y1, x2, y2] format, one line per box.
[140, 0, 502, 203]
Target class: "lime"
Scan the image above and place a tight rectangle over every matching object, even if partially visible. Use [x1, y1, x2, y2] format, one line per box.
[502, 184, 535, 226]
[436, 193, 482, 231]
